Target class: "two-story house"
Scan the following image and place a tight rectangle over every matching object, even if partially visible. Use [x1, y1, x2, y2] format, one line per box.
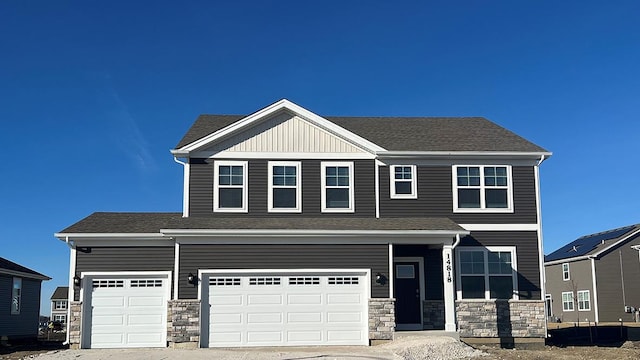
[545, 223, 640, 324]
[50, 286, 69, 327]
[55, 99, 551, 349]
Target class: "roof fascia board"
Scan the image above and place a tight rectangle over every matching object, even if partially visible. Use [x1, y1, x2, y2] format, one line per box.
[175, 99, 386, 154]
[0, 269, 50, 281]
[161, 228, 469, 237]
[55, 233, 168, 241]
[545, 255, 593, 266]
[377, 151, 553, 160]
[194, 151, 376, 160]
[176, 235, 458, 245]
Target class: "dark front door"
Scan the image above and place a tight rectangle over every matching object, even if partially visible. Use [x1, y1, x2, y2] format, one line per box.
[394, 261, 421, 325]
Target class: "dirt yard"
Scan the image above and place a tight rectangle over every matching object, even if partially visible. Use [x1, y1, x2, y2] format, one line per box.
[479, 342, 640, 360]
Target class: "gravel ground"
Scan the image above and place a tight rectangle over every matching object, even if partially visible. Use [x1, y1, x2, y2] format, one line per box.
[26, 336, 486, 360]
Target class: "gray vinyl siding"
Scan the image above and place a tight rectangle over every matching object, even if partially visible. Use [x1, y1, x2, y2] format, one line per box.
[394, 246, 444, 300]
[458, 231, 541, 300]
[379, 166, 537, 224]
[545, 260, 595, 322]
[74, 247, 174, 301]
[189, 159, 375, 217]
[179, 244, 388, 299]
[594, 233, 640, 322]
[0, 275, 41, 339]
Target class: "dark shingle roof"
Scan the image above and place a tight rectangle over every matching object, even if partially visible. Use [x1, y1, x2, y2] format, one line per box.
[58, 212, 466, 233]
[174, 114, 548, 153]
[0, 257, 49, 279]
[545, 224, 640, 262]
[51, 286, 69, 300]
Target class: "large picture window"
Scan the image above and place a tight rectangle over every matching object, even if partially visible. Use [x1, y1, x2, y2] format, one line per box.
[453, 165, 513, 212]
[390, 165, 417, 199]
[214, 161, 248, 212]
[11, 277, 21, 315]
[457, 247, 517, 300]
[268, 161, 301, 212]
[321, 162, 354, 212]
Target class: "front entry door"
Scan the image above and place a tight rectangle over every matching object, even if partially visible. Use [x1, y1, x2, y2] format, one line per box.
[394, 261, 422, 329]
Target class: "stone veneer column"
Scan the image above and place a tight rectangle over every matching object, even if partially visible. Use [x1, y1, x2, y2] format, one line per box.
[167, 299, 200, 349]
[68, 301, 82, 349]
[456, 300, 545, 338]
[368, 298, 395, 342]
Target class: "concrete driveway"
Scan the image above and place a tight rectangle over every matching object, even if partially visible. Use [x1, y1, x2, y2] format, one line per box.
[33, 336, 487, 360]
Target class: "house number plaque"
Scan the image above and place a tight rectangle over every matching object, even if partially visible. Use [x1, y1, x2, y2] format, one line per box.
[445, 253, 452, 282]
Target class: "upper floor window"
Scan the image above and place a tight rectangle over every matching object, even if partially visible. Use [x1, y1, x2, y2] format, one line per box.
[321, 162, 354, 212]
[456, 247, 517, 300]
[562, 263, 570, 281]
[453, 165, 513, 212]
[11, 277, 21, 315]
[390, 165, 417, 199]
[214, 161, 247, 212]
[268, 161, 301, 212]
[54, 300, 68, 310]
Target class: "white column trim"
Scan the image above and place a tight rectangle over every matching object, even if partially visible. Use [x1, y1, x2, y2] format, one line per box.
[591, 257, 599, 323]
[173, 242, 180, 300]
[66, 247, 76, 345]
[183, 162, 190, 217]
[374, 161, 380, 218]
[388, 243, 394, 298]
[442, 245, 457, 332]
[459, 223, 538, 231]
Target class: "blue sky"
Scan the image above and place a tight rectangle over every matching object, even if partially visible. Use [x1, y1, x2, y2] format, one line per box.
[1, 1, 639, 315]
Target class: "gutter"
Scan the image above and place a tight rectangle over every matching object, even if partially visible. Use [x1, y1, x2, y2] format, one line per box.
[161, 228, 470, 237]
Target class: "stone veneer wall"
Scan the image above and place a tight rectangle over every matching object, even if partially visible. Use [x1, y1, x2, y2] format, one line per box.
[456, 300, 545, 338]
[68, 301, 82, 348]
[167, 300, 200, 348]
[369, 298, 395, 340]
[423, 300, 445, 330]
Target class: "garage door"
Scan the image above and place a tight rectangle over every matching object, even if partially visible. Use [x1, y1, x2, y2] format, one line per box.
[203, 271, 369, 347]
[84, 275, 168, 348]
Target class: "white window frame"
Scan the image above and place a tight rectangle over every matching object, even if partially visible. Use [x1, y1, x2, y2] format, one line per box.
[562, 291, 574, 311]
[452, 165, 514, 213]
[455, 246, 519, 300]
[577, 290, 591, 311]
[11, 277, 21, 315]
[390, 165, 418, 199]
[321, 161, 354, 213]
[213, 160, 248, 212]
[562, 263, 570, 281]
[54, 314, 67, 324]
[54, 300, 68, 310]
[268, 161, 302, 213]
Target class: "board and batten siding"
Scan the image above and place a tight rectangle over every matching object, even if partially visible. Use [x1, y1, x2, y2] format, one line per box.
[459, 231, 541, 300]
[74, 247, 175, 301]
[178, 244, 389, 299]
[594, 233, 640, 322]
[0, 275, 42, 339]
[379, 166, 537, 224]
[545, 260, 595, 322]
[189, 159, 375, 217]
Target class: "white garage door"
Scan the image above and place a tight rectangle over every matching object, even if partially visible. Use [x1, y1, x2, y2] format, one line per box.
[84, 275, 168, 348]
[203, 271, 369, 347]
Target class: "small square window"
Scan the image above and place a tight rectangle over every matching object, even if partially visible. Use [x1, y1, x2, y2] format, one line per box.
[396, 265, 415, 278]
[390, 165, 417, 199]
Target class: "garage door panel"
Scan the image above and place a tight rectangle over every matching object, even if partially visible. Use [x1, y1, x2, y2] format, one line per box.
[327, 312, 361, 323]
[91, 333, 124, 345]
[128, 296, 164, 307]
[247, 331, 282, 343]
[247, 312, 282, 324]
[287, 330, 322, 342]
[211, 313, 242, 324]
[92, 315, 125, 326]
[248, 294, 282, 305]
[127, 314, 163, 326]
[287, 312, 322, 323]
[92, 296, 125, 307]
[327, 293, 361, 304]
[288, 294, 322, 305]
[211, 294, 243, 306]
[210, 331, 242, 344]
[327, 330, 364, 341]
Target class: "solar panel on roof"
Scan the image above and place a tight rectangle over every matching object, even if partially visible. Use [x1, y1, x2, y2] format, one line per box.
[545, 225, 637, 262]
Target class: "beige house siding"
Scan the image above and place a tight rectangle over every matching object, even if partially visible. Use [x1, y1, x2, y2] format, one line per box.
[545, 259, 595, 322]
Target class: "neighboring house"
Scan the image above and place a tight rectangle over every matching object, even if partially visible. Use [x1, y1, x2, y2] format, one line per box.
[0, 257, 50, 341]
[56, 99, 551, 349]
[545, 224, 640, 323]
[50, 286, 69, 327]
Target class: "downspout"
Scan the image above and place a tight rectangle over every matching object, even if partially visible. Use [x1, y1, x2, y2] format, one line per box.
[62, 236, 74, 346]
[620, 250, 627, 309]
[589, 256, 600, 323]
[173, 157, 189, 217]
[534, 155, 548, 334]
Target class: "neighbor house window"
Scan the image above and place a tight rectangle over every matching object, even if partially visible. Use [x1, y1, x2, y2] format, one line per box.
[268, 161, 301, 212]
[321, 162, 354, 212]
[453, 165, 513, 212]
[54, 301, 67, 310]
[562, 291, 574, 311]
[390, 165, 417, 199]
[214, 161, 248, 212]
[577, 290, 591, 311]
[11, 277, 21, 315]
[562, 263, 570, 281]
[54, 314, 67, 324]
[456, 247, 517, 300]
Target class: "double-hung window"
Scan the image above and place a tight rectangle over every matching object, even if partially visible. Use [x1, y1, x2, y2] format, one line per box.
[562, 263, 570, 281]
[214, 161, 248, 212]
[577, 290, 591, 311]
[54, 300, 67, 310]
[54, 314, 67, 324]
[457, 247, 517, 300]
[453, 165, 513, 212]
[11, 277, 21, 315]
[390, 165, 417, 199]
[268, 161, 301, 212]
[321, 162, 354, 212]
[562, 291, 574, 311]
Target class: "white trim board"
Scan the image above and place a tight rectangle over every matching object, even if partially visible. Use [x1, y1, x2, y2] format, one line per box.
[459, 224, 538, 231]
